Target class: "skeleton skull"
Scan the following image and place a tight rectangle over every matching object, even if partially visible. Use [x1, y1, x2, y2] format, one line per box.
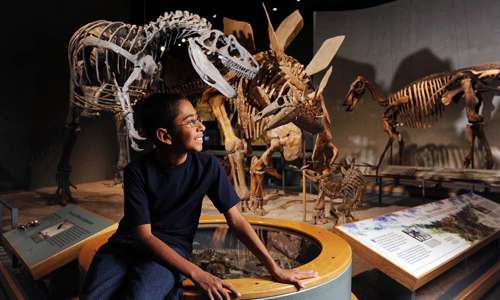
[255, 91, 323, 134]
[344, 76, 367, 111]
[188, 30, 258, 98]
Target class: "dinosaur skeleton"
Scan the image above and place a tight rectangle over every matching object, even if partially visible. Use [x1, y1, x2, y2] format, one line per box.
[201, 6, 344, 215]
[300, 159, 366, 225]
[344, 64, 500, 171]
[56, 10, 259, 204]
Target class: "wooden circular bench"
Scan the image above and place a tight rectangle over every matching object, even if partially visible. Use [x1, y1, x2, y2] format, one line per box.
[79, 215, 354, 299]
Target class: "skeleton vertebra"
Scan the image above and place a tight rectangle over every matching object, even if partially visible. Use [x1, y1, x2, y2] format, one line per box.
[344, 64, 500, 171]
[203, 7, 344, 215]
[56, 11, 259, 204]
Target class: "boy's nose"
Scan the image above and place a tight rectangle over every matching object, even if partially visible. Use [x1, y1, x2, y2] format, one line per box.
[198, 122, 206, 132]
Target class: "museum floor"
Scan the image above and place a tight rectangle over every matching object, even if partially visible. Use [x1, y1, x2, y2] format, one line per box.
[0, 180, 499, 299]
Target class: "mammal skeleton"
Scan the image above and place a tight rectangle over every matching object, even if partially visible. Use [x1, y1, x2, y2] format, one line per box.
[301, 159, 366, 225]
[344, 64, 500, 171]
[56, 11, 259, 204]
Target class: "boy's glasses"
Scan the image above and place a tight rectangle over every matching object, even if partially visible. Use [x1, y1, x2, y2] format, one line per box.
[177, 115, 203, 128]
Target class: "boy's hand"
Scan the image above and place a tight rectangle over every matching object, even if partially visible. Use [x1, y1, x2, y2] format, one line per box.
[191, 269, 241, 300]
[270, 267, 318, 290]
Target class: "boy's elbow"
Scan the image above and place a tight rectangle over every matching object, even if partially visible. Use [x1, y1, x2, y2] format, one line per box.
[134, 224, 154, 243]
[225, 207, 248, 229]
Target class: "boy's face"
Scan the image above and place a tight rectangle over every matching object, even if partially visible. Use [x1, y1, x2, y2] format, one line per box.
[171, 99, 206, 152]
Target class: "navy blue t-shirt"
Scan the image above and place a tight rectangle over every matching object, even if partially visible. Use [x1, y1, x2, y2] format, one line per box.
[110, 150, 240, 253]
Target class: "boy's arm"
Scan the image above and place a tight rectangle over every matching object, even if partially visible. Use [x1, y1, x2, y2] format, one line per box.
[224, 207, 318, 290]
[135, 224, 240, 300]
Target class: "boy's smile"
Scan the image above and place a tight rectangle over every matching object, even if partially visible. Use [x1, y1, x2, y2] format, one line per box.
[173, 99, 206, 152]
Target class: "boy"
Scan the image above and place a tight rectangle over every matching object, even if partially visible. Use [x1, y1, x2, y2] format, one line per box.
[81, 93, 317, 300]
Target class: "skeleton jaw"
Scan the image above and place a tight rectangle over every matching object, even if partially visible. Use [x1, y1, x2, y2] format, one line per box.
[217, 34, 259, 80]
[188, 30, 258, 98]
[343, 94, 358, 111]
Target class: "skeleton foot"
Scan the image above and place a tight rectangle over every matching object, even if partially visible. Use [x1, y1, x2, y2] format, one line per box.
[345, 214, 357, 224]
[464, 155, 472, 168]
[126, 116, 145, 151]
[240, 197, 251, 212]
[113, 170, 124, 185]
[249, 196, 266, 215]
[314, 208, 328, 224]
[55, 168, 78, 205]
[253, 207, 267, 216]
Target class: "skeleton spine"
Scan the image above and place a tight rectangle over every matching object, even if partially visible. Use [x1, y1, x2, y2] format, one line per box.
[68, 11, 211, 112]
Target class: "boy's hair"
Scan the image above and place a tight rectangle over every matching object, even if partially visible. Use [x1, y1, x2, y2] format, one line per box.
[139, 93, 187, 146]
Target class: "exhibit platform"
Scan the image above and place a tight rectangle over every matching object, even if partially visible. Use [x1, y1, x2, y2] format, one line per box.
[0, 180, 498, 299]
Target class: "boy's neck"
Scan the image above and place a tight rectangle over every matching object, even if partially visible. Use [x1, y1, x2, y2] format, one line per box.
[155, 147, 188, 168]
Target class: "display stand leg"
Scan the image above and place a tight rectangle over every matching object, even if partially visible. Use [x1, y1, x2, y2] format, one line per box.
[378, 176, 383, 205]
[281, 156, 285, 193]
[47, 260, 80, 299]
[421, 179, 426, 202]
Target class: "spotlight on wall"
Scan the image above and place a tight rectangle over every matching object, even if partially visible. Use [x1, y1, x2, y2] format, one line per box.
[213, 14, 217, 18]
[272, 7, 277, 11]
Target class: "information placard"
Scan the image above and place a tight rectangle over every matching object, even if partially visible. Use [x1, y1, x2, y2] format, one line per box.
[1, 205, 117, 279]
[334, 193, 500, 290]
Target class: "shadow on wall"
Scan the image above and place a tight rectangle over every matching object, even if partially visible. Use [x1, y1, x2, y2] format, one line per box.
[390, 48, 453, 91]
[327, 56, 378, 107]
[396, 143, 497, 169]
[333, 49, 500, 171]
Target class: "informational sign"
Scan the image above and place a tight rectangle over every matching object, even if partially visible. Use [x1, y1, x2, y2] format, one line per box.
[1, 205, 117, 279]
[335, 193, 500, 282]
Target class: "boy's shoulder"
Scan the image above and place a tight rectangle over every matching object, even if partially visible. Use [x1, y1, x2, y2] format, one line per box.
[191, 151, 219, 166]
[125, 151, 155, 171]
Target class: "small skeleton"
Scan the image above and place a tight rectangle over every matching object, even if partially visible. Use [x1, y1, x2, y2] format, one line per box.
[344, 64, 500, 171]
[200, 7, 344, 213]
[56, 11, 259, 204]
[302, 160, 366, 225]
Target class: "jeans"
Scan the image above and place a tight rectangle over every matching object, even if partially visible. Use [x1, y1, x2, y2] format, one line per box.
[80, 240, 187, 300]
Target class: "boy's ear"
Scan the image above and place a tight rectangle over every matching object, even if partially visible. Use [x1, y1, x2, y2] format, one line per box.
[156, 128, 173, 145]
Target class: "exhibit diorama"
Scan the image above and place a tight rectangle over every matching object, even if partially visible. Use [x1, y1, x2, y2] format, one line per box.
[1, 0, 499, 299]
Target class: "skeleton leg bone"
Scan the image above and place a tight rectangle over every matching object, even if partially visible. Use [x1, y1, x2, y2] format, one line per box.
[249, 139, 281, 215]
[206, 94, 250, 201]
[475, 123, 494, 169]
[462, 77, 484, 168]
[314, 190, 327, 224]
[114, 67, 147, 151]
[56, 104, 81, 205]
[114, 113, 130, 184]
[464, 124, 476, 169]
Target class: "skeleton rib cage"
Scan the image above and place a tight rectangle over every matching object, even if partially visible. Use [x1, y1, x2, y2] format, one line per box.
[334, 167, 366, 202]
[386, 64, 500, 128]
[68, 11, 211, 113]
[387, 73, 450, 128]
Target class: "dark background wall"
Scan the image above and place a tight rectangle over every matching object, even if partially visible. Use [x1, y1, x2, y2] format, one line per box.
[2, 1, 133, 191]
[315, 0, 500, 169]
[1, 0, 395, 193]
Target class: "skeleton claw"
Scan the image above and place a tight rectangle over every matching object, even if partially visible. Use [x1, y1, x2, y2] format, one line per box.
[130, 139, 143, 152]
[129, 128, 146, 141]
